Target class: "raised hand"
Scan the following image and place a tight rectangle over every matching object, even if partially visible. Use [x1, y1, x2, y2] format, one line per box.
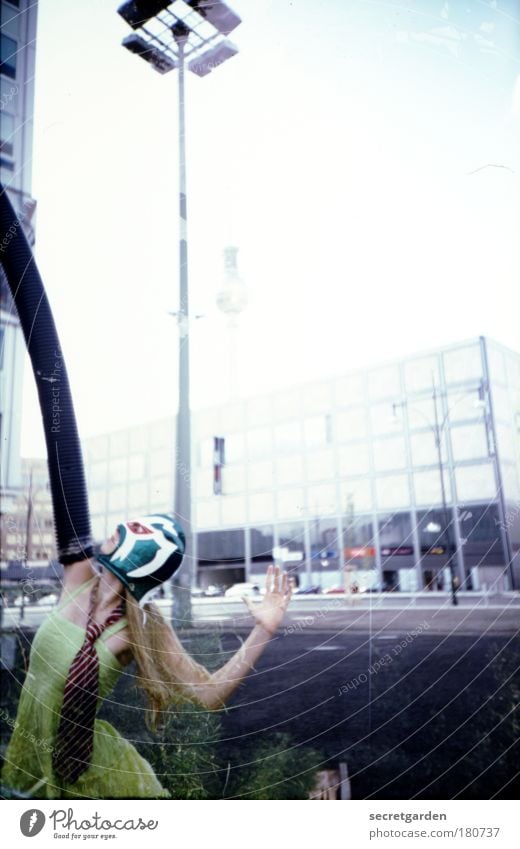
[241, 565, 292, 636]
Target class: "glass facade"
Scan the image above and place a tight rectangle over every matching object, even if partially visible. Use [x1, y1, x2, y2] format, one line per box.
[82, 338, 520, 592]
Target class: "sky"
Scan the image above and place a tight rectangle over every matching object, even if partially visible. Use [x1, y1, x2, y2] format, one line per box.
[19, 0, 520, 456]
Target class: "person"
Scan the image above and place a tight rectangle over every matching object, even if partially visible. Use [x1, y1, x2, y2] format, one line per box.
[1, 515, 292, 799]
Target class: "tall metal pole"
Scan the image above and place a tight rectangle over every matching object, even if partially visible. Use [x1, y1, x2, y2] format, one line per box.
[173, 33, 192, 627]
[432, 378, 458, 606]
[479, 336, 515, 590]
[21, 468, 34, 622]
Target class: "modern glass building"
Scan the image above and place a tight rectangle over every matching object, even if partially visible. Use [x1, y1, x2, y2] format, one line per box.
[83, 337, 519, 593]
[1, 0, 39, 508]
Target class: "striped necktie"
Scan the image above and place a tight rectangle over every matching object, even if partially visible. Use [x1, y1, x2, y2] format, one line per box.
[52, 600, 125, 784]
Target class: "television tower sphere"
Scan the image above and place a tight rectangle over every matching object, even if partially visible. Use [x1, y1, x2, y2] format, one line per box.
[216, 246, 248, 316]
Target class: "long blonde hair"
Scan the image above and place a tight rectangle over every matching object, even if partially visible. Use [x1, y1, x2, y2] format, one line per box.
[124, 590, 211, 729]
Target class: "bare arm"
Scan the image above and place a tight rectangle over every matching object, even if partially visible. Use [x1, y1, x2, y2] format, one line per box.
[58, 557, 98, 602]
[169, 566, 292, 710]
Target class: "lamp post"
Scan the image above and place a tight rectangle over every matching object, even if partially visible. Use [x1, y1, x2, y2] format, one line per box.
[392, 376, 468, 606]
[430, 378, 458, 606]
[117, 1, 241, 627]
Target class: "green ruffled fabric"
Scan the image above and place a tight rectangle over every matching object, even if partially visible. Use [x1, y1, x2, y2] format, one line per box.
[2, 609, 169, 799]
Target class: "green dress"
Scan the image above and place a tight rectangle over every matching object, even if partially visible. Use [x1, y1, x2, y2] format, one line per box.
[1, 577, 169, 799]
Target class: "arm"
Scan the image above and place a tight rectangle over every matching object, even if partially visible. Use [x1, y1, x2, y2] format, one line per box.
[58, 557, 98, 603]
[169, 565, 292, 710]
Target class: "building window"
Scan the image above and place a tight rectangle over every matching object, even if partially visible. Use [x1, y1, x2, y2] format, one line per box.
[339, 478, 373, 513]
[450, 423, 489, 462]
[337, 407, 369, 441]
[414, 469, 452, 506]
[247, 460, 274, 490]
[373, 436, 407, 472]
[198, 529, 246, 564]
[224, 433, 245, 464]
[0, 34, 17, 79]
[304, 415, 329, 448]
[274, 421, 302, 452]
[342, 513, 375, 565]
[455, 463, 496, 502]
[1, 2, 20, 41]
[368, 365, 401, 400]
[250, 525, 275, 566]
[221, 495, 247, 526]
[417, 510, 451, 553]
[307, 482, 336, 516]
[309, 517, 340, 589]
[276, 454, 304, 486]
[275, 522, 306, 583]
[276, 488, 305, 518]
[338, 442, 370, 476]
[248, 491, 275, 523]
[213, 436, 225, 495]
[0, 111, 14, 156]
[378, 513, 413, 553]
[247, 426, 272, 460]
[443, 343, 482, 385]
[375, 474, 410, 510]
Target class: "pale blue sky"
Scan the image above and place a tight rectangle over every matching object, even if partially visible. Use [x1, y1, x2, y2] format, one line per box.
[21, 0, 520, 455]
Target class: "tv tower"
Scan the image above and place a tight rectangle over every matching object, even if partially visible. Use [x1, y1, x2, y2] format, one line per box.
[216, 246, 248, 399]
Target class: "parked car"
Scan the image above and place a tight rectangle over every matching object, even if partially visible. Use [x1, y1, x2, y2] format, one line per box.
[224, 582, 261, 598]
[323, 586, 345, 594]
[204, 585, 225, 597]
[36, 593, 58, 606]
[294, 585, 321, 595]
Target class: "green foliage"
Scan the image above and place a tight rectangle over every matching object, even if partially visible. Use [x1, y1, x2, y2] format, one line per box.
[225, 733, 323, 800]
[128, 633, 323, 800]
[140, 700, 223, 800]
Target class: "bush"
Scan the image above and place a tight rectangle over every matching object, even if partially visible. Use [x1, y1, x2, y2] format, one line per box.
[225, 733, 323, 800]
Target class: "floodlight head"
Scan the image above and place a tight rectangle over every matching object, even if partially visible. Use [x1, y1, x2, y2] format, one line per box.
[171, 20, 191, 44]
[118, 0, 171, 30]
[185, 1, 241, 36]
[188, 39, 238, 76]
[122, 33, 177, 73]
[118, 0, 241, 36]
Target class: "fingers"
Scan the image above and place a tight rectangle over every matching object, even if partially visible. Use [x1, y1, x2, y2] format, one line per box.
[265, 565, 293, 600]
[242, 595, 254, 613]
[281, 571, 289, 596]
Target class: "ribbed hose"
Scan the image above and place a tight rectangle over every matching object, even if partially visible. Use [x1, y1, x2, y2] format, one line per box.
[0, 183, 94, 564]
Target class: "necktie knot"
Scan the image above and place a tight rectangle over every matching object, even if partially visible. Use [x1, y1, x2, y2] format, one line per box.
[86, 621, 104, 644]
[84, 602, 125, 647]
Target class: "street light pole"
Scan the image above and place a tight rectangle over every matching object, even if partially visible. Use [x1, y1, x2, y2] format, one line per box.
[431, 378, 458, 606]
[117, 1, 242, 627]
[21, 468, 34, 622]
[173, 27, 192, 627]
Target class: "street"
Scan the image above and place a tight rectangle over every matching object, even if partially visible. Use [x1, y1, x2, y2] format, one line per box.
[212, 601, 519, 799]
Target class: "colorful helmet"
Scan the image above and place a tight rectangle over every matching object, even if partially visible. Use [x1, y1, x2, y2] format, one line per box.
[97, 514, 185, 605]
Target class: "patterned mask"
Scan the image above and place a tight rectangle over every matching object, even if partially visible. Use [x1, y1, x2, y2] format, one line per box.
[97, 514, 185, 605]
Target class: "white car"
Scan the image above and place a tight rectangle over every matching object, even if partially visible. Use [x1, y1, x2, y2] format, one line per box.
[36, 593, 58, 606]
[224, 582, 261, 599]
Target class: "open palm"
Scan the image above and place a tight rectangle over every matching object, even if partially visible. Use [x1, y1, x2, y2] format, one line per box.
[242, 565, 292, 635]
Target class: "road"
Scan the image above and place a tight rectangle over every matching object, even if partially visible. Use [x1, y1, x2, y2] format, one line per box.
[3, 590, 519, 631]
[215, 610, 519, 799]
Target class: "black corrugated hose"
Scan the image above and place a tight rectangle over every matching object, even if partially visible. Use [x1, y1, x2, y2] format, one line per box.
[0, 182, 94, 564]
